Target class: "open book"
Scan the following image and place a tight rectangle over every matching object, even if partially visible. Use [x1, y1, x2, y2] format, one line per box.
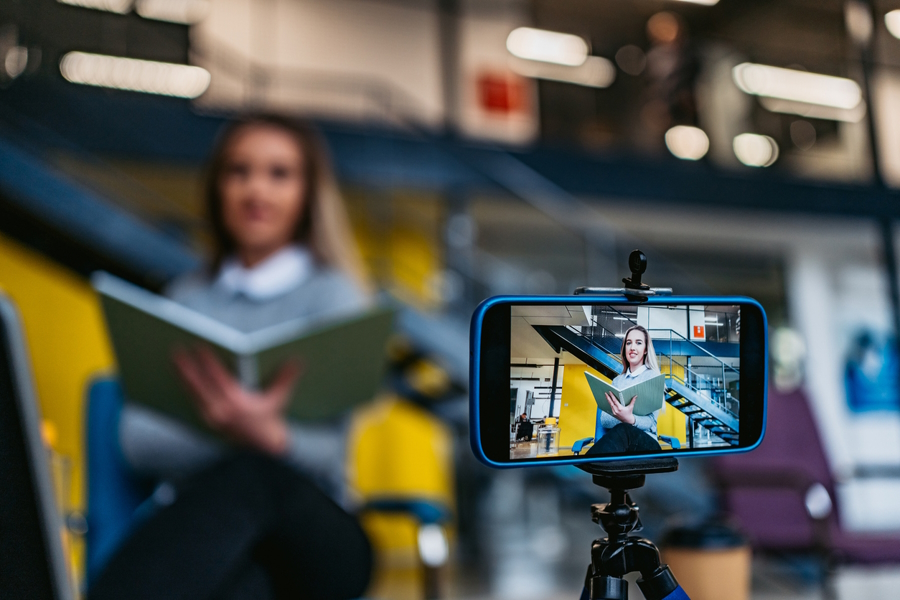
[92, 272, 395, 429]
[584, 371, 666, 417]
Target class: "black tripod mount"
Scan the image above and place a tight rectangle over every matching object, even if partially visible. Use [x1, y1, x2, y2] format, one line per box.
[577, 458, 688, 600]
[574, 250, 672, 302]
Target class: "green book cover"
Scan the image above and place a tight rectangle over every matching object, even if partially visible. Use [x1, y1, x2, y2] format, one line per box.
[92, 272, 395, 430]
[584, 371, 666, 417]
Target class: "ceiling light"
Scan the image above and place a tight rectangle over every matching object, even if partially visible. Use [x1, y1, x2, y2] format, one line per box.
[135, 0, 210, 24]
[506, 27, 589, 67]
[733, 133, 779, 167]
[758, 97, 865, 123]
[732, 63, 862, 110]
[664, 125, 709, 160]
[57, 0, 131, 14]
[674, 0, 719, 5]
[510, 55, 615, 88]
[60, 52, 211, 98]
[886, 10, 900, 39]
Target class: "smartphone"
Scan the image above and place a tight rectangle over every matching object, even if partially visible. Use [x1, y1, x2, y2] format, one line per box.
[470, 295, 767, 467]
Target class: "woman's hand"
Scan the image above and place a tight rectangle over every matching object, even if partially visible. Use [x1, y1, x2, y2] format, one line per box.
[605, 391, 636, 425]
[173, 346, 301, 455]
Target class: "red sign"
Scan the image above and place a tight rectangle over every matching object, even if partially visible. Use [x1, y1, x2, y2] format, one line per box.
[693, 325, 705, 339]
[477, 72, 527, 114]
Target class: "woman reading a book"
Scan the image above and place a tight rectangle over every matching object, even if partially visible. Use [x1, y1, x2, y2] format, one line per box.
[586, 325, 663, 455]
[90, 115, 374, 600]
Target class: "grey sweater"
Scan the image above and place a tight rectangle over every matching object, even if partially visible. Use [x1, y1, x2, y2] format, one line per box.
[598, 365, 663, 440]
[118, 263, 369, 501]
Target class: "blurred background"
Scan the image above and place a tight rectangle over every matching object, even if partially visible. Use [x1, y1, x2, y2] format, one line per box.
[4, 0, 900, 598]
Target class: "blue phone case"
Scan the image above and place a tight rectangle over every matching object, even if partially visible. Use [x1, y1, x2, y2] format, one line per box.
[469, 294, 768, 468]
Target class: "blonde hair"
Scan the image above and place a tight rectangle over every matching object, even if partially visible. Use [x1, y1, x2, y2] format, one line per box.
[205, 114, 371, 294]
[620, 325, 660, 374]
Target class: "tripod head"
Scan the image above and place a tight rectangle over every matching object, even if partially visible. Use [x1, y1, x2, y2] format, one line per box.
[580, 458, 678, 541]
[578, 459, 683, 600]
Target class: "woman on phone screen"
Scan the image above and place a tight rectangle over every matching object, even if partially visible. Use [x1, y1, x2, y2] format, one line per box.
[587, 325, 664, 455]
[90, 114, 374, 600]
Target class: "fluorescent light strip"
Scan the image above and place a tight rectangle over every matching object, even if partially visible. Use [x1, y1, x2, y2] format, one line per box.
[507, 27, 589, 67]
[733, 63, 862, 110]
[57, 0, 131, 14]
[758, 97, 865, 123]
[510, 55, 615, 88]
[886, 10, 900, 40]
[60, 52, 211, 98]
[135, 0, 210, 24]
[675, 0, 719, 4]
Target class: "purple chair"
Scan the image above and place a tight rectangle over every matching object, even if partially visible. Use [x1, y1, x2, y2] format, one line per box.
[711, 388, 900, 584]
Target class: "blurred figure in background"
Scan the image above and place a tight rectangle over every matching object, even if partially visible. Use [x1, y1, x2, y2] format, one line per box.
[90, 114, 374, 600]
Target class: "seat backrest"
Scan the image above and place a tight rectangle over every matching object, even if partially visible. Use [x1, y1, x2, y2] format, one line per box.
[0, 294, 72, 600]
[711, 387, 835, 550]
[84, 377, 151, 583]
[715, 387, 832, 484]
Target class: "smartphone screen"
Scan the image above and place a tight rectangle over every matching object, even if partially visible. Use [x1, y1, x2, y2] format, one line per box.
[472, 297, 767, 466]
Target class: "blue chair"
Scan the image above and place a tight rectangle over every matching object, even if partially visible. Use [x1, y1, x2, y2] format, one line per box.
[571, 408, 680, 455]
[84, 378, 152, 585]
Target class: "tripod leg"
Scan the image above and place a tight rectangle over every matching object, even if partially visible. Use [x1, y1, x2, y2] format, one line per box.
[584, 559, 628, 600]
[589, 575, 628, 600]
[636, 565, 688, 600]
[654, 585, 690, 600]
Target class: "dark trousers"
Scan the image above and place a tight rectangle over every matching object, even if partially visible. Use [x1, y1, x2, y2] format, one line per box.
[586, 423, 661, 456]
[88, 453, 372, 600]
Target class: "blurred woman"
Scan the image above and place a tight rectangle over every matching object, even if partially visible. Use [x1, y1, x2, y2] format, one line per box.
[90, 114, 373, 600]
[587, 325, 663, 455]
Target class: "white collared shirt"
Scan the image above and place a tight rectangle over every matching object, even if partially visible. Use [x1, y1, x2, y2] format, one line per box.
[215, 245, 314, 301]
[624, 364, 648, 379]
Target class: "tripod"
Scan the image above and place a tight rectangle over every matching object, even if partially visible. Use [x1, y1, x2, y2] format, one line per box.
[577, 459, 689, 600]
[574, 251, 690, 600]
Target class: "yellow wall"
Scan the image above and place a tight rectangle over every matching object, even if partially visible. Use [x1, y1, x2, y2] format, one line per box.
[0, 233, 116, 581]
[0, 233, 115, 508]
[557, 362, 688, 448]
[345, 191, 444, 310]
[558, 364, 605, 448]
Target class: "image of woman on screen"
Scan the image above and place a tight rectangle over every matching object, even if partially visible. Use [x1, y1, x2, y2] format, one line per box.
[586, 325, 663, 455]
[90, 114, 374, 600]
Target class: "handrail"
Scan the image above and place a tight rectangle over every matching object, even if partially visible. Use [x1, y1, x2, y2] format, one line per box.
[0, 104, 205, 240]
[647, 328, 740, 375]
